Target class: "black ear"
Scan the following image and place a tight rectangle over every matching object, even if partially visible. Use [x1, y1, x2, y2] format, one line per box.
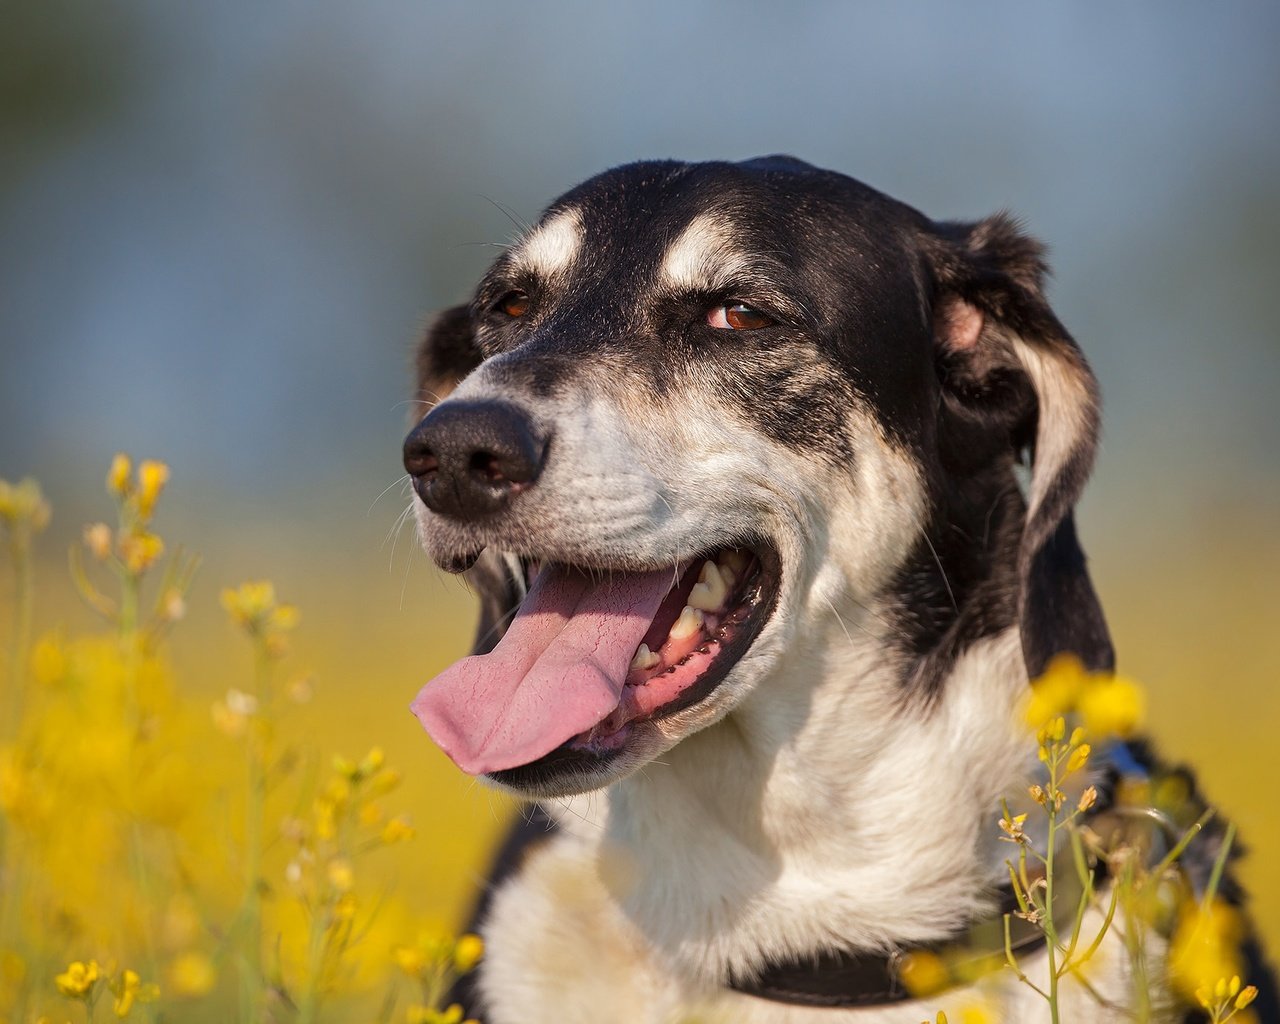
[414, 303, 483, 413]
[926, 214, 1114, 677]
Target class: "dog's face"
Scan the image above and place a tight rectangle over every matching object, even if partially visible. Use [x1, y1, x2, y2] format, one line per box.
[406, 157, 1111, 798]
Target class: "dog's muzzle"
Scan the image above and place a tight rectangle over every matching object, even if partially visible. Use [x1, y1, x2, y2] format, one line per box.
[403, 400, 546, 520]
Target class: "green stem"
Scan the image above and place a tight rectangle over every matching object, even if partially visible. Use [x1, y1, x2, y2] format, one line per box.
[129, 824, 162, 1002]
[1043, 753, 1061, 1024]
[298, 877, 332, 1024]
[239, 642, 270, 1023]
[120, 571, 140, 643]
[1202, 822, 1236, 911]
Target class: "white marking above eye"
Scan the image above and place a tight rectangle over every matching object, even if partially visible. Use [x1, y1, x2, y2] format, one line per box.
[661, 212, 757, 292]
[511, 208, 583, 279]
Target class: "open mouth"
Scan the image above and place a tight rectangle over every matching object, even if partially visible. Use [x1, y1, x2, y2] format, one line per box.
[411, 544, 780, 785]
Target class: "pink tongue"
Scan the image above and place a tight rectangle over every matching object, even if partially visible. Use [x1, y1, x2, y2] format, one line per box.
[411, 565, 675, 774]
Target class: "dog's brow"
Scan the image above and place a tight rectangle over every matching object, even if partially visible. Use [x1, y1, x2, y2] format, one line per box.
[660, 212, 779, 294]
[661, 212, 751, 290]
[510, 208, 583, 279]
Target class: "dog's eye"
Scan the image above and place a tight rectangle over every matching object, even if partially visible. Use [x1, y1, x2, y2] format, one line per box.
[495, 291, 531, 318]
[708, 303, 771, 331]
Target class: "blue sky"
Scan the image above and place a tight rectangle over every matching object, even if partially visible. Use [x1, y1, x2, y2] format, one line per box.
[1, 2, 1277, 533]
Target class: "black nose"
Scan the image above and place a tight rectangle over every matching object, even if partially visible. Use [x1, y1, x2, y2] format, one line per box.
[403, 400, 547, 520]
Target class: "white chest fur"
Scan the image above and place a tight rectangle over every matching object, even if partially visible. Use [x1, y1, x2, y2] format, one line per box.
[476, 630, 1172, 1022]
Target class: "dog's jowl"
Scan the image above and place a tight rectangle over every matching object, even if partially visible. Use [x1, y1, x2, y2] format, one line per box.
[403, 158, 1276, 1022]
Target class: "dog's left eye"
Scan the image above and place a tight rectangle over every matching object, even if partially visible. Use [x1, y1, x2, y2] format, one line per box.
[707, 303, 772, 330]
[495, 290, 531, 318]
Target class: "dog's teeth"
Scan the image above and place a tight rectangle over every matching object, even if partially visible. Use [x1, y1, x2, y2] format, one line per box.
[688, 560, 728, 611]
[719, 549, 748, 575]
[629, 644, 660, 671]
[668, 605, 704, 640]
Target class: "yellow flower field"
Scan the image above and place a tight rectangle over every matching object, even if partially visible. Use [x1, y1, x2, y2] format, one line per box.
[1, 458, 1277, 1022]
[0, 462, 500, 1022]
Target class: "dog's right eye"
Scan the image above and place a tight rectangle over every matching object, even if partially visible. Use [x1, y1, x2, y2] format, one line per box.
[707, 303, 772, 330]
[495, 291, 531, 318]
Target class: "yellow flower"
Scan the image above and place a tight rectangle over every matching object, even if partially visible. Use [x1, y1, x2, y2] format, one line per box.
[1077, 673, 1145, 738]
[453, 933, 484, 973]
[107, 453, 132, 495]
[1064, 743, 1091, 776]
[327, 858, 355, 893]
[324, 776, 352, 805]
[1023, 655, 1086, 728]
[221, 581, 299, 655]
[0, 477, 52, 532]
[118, 529, 165, 574]
[269, 604, 301, 631]
[393, 945, 427, 979]
[381, 815, 415, 845]
[220, 580, 278, 627]
[314, 797, 337, 840]
[997, 811, 1028, 844]
[369, 767, 403, 796]
[135, 460, 170, 518]
[55, 960, 101, 998]
[1169, 898, 1245, 1001]
[167, 952, 216, 997]
[899, 949, 950, 996]
[109, 968, 158, 1018]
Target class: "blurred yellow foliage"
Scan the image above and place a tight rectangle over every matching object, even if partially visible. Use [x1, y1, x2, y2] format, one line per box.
[0, 460, 483, 1023]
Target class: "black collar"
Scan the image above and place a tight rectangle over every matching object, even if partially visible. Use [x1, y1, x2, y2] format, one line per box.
[725, 876, 1064, 1008]
[723, 790, 1147, 1012]
[725, 766, 1185, 1010]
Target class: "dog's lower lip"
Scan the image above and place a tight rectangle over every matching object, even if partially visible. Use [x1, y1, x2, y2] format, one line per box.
[440, 548, 482, 573]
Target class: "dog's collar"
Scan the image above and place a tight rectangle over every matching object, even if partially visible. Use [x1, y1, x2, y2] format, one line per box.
[727, 754, 1178, 1010]
[725, 871, 1075, 1008]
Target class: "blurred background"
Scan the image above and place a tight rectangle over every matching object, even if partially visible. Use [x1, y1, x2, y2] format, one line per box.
[2, 0, 1277, 981]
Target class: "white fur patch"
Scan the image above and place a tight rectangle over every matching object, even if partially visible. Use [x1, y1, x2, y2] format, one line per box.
[511, 207, 582, 279]
[480, 629, 1147, 1021]
[660, 211, 758, 292]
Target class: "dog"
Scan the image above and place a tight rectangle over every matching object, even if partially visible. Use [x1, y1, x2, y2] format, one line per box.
[402, 157, 1276, 1022]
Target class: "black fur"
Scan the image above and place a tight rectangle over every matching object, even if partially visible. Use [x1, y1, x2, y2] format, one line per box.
[409, 158, 1271, 1017]
[418, 158, 1112, 690]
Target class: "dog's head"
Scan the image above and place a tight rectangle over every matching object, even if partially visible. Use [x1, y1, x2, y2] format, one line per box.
[405, 157, 1112, 797]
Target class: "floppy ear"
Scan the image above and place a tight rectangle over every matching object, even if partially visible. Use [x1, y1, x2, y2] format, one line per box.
[927, 214, 1115, 677]
[414, 303, 483, 413]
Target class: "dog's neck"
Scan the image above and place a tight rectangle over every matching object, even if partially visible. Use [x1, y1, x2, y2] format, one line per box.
[551, 601, 1034, 987]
